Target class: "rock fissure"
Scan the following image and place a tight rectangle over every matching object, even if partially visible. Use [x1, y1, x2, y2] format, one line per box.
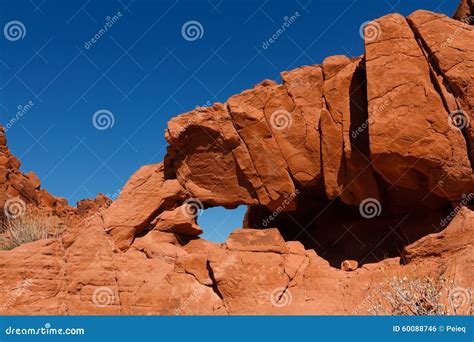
[223, 102, 271, 203]
[205, 260, 228, 313]
[0, 4, 473, 315]
[407, 16, 474, 169]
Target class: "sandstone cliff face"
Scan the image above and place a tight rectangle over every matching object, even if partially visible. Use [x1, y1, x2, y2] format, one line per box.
[165, 11, 474, 208]
[0, 126, 74, 221]
[0, 206, 472, 314]
[0, 8, 473, 315]
[453, 0, 474, 21]
[0, 127, 110, 248]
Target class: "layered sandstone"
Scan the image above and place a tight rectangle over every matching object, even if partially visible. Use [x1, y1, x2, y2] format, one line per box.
[0, 207, 472, 314]
[0, 7, 473, 315]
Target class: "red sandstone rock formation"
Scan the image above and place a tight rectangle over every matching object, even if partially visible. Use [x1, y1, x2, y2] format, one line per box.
[453, 0, 473, 22]
[0, 207, 472, 314]
[0, 126, 73, 220]
[0, 126, 110, 231]
[0, 6, 473, 315]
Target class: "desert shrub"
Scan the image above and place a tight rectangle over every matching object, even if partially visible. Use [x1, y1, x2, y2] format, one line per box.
[360, 275, 472, 315]
[0, 212, 63, 250]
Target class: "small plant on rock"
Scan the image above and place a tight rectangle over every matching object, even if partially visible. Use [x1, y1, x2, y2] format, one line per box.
[361, 274, 472, 315]
[1, 212, 63, 250]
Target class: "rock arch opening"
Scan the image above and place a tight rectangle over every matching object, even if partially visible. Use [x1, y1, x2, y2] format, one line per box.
[197, 205, 247, 243]
[244, 185, 459, 268]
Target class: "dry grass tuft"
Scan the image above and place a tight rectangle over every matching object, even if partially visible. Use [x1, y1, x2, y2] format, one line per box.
[360, 274, 472, 315]
[0, 212, 64, 250]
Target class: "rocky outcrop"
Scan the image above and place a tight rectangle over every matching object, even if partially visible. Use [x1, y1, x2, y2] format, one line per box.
[0, 127, 73, 220]
[453, 0, 473, 22]
[163, 10, 474, 266]
[0, 127, 110, 225]
[0, 127, 111, 254]
[365, 13, 472, 200]
[0, 6, 473, 315]
[164, 14, 474, 216]
[408, 10, 474, 168]
[0, 207, 472, 314]
[321, 55, 380, 205]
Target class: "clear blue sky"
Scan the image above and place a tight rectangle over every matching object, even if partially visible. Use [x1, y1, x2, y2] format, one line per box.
[0, 0, 458, 242]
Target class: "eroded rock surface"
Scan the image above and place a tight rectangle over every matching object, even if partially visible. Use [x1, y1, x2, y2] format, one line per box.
[0, 208, 472, 314]
[0, 6, 473, 315]
[0, 127, 74, 221]
[0, 127, 109, 230]
[365, 13, 472, 200]
[453, 0, 474, 22]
